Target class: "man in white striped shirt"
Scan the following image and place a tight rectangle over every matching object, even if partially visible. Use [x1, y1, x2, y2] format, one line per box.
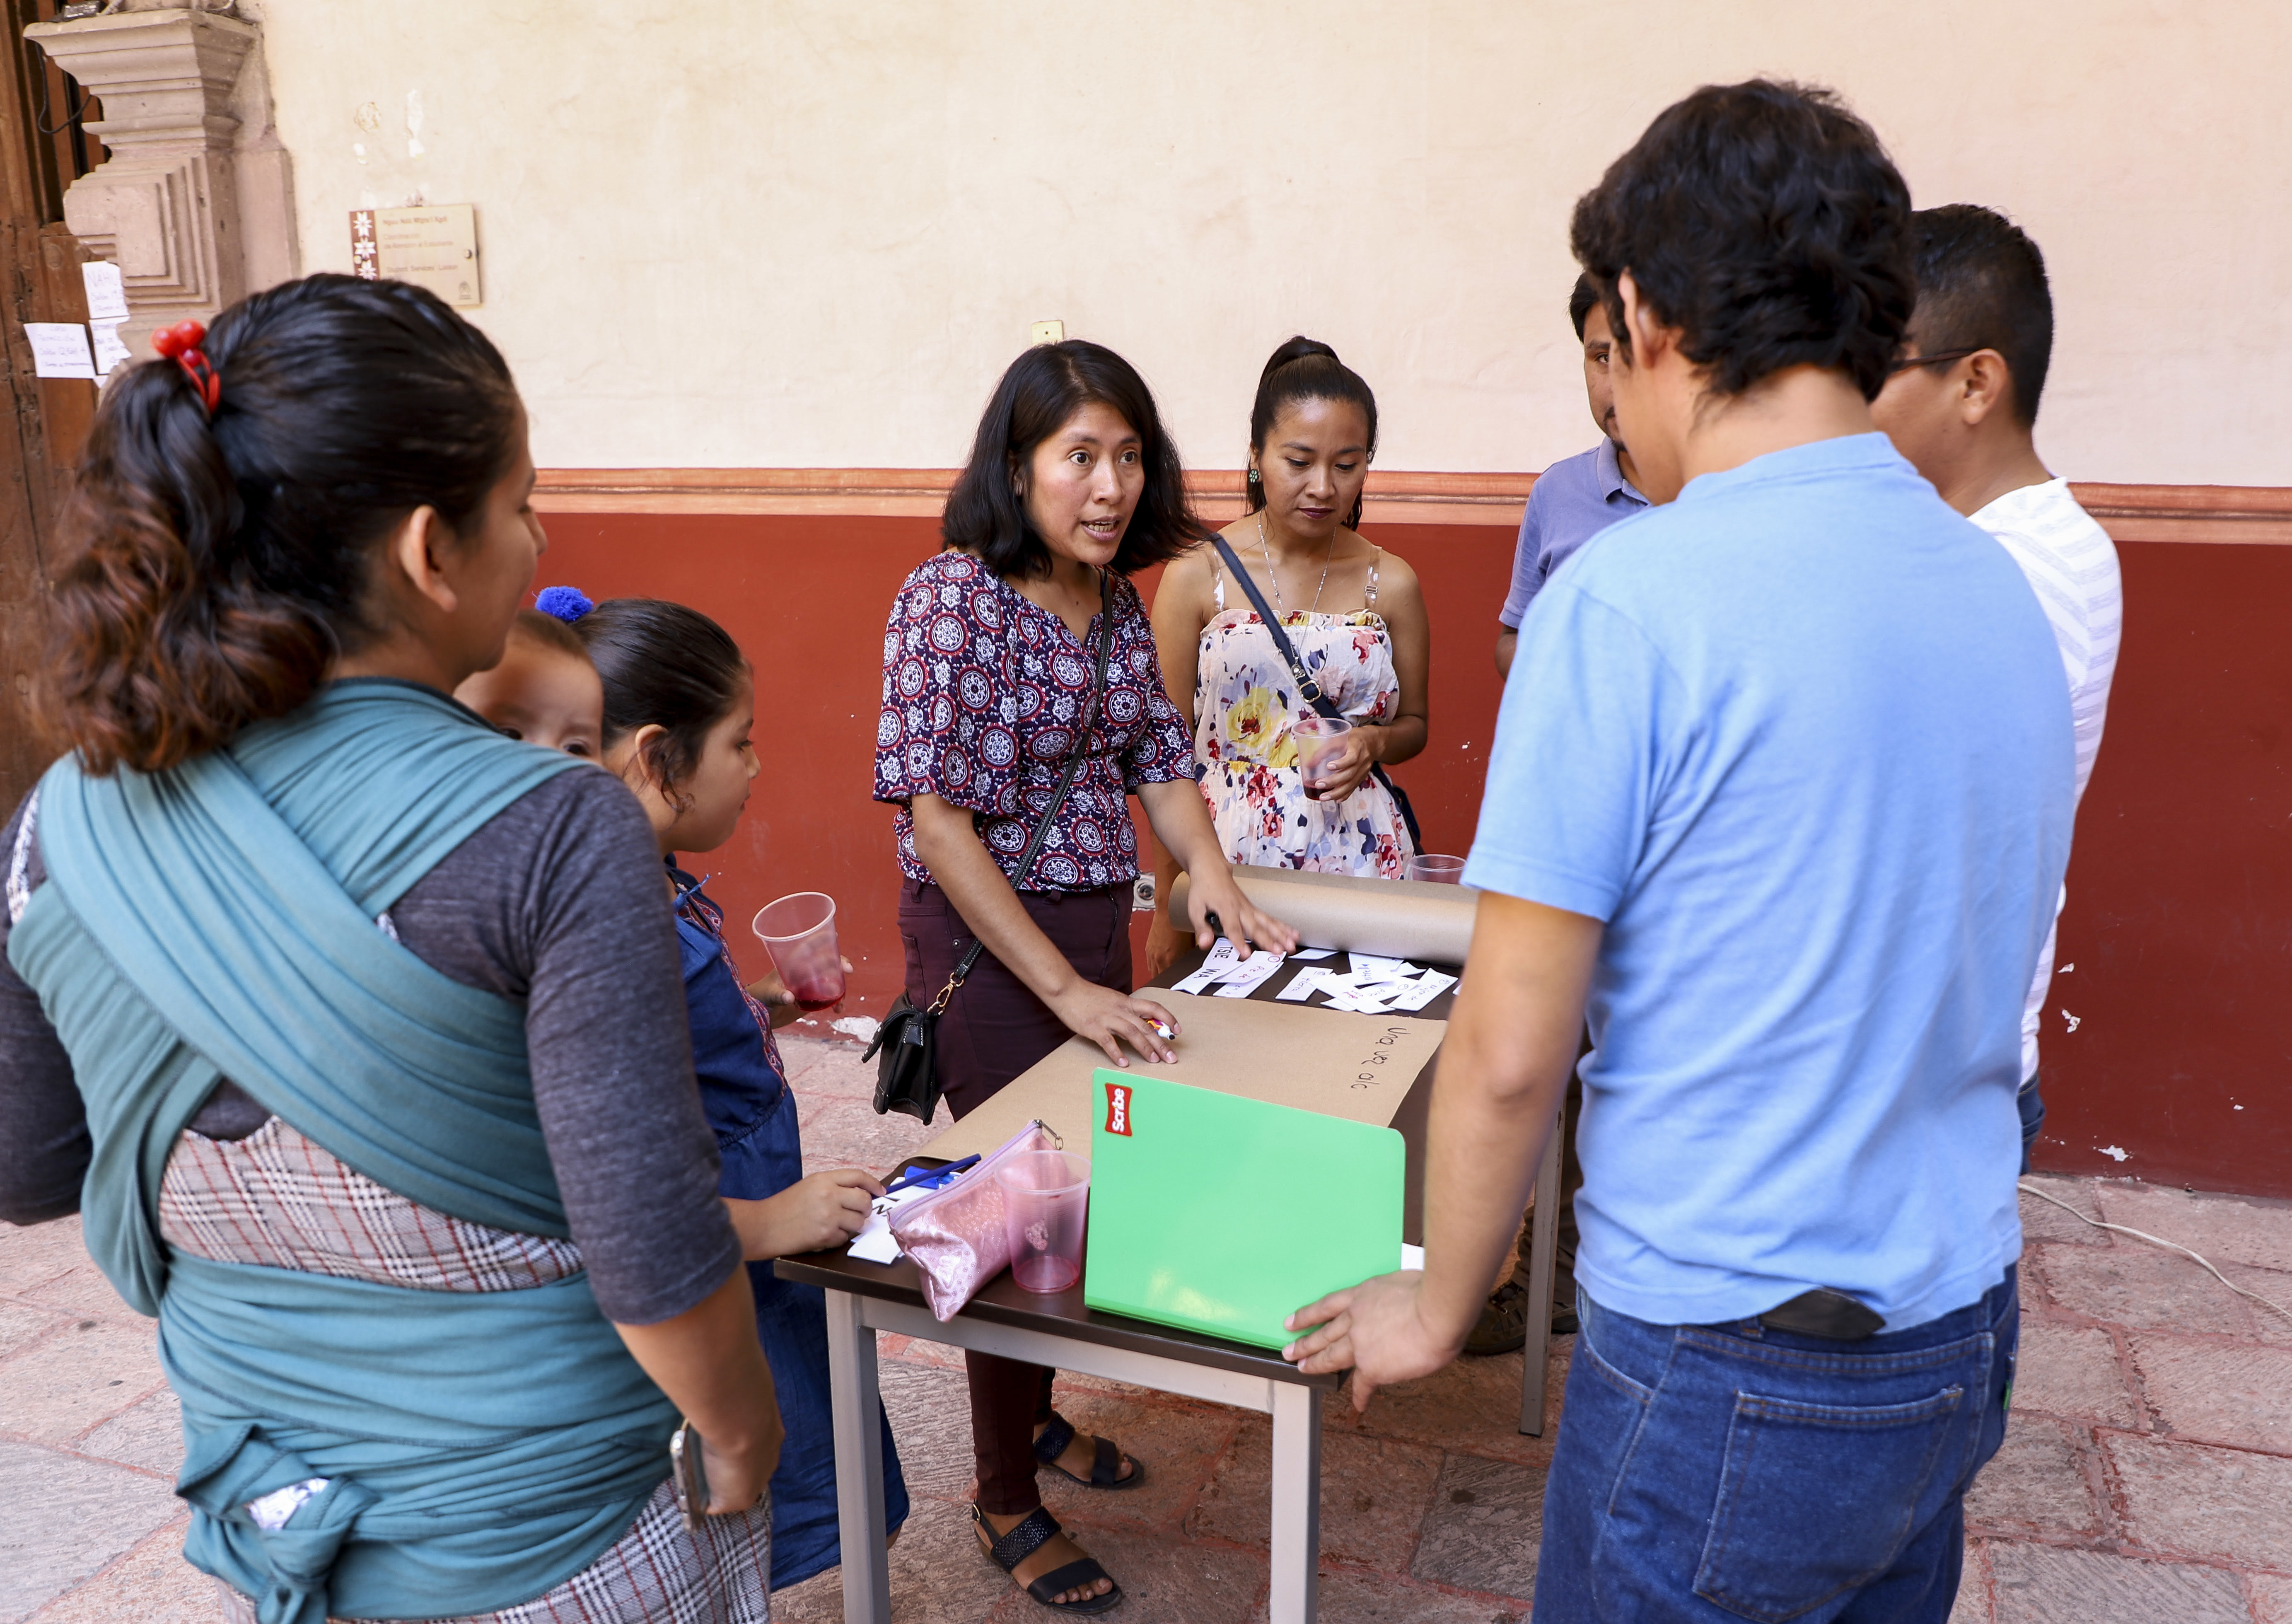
[1873, 204, 2123, 1171]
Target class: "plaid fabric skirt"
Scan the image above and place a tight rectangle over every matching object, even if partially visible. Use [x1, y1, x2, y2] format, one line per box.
[211, 1479, 772, 1624]
[157, 1115, 587, 1291]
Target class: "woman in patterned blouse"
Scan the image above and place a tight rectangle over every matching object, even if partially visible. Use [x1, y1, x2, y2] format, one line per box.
[875, 341, 1295, 1613]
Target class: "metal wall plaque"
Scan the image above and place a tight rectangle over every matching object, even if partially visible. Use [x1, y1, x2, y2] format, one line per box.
[349, 204, 481, 308]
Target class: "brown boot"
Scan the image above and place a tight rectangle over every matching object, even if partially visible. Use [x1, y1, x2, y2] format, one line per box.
[1464, 1276, 1580, 1356]
[1464, 1280, 1531, 1356]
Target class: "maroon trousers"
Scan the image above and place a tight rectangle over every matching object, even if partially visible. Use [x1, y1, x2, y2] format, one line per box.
[898, 877, 1133, 1514]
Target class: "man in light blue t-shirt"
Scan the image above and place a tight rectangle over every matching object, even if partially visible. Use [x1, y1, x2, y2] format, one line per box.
[1288, 81, 2073, 1622]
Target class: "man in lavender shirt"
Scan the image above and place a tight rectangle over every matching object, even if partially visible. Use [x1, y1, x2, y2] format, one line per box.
[1493, 274, 1652, 677]
[1471, 276, 1654, 1355]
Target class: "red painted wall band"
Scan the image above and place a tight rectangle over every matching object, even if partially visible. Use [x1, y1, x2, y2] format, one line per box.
[536, 510, 2292, 1200]
[534, 471, 2292, 546]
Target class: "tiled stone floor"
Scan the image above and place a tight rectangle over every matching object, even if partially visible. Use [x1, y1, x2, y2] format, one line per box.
[6, 1032, 2291, 1622]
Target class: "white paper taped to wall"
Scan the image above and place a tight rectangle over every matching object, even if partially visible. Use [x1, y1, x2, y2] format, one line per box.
[80, 261, 129, 325]
[23, 324, 95, 380]
[90, 323, 130, 379]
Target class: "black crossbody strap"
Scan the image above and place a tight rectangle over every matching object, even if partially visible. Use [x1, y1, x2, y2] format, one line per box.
[1212, 536, 1343, 719]
[934, 571, 1116, 1007]
[1209, 535, 1419, 835]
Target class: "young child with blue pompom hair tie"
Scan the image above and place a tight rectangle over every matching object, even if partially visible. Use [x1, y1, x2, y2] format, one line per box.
[453, 586, 604, 757]
[567, 590, 911, 1589]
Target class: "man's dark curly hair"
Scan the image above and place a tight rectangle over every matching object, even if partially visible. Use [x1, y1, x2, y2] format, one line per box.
[1569, 80, 1914, 403]
[1568, 273, 1600, 341]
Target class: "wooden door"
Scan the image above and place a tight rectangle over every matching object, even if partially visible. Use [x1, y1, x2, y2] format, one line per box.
[0, 0, 99, 814]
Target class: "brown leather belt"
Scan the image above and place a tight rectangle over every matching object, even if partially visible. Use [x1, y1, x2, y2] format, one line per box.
[1757, 1288, 1886, 1341]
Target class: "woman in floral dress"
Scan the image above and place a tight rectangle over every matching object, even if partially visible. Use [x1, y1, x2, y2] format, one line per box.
[1147, 338, 1430, 973]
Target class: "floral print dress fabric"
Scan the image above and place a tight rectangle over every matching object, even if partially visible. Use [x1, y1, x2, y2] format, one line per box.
[875, 552, 1193, 891]
[1193, 604, 1415, 877]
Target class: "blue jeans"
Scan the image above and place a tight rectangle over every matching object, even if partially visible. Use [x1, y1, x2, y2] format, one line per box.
[1536, 1269, 2017, 1624]
[2017, 1085, 2044, 1174]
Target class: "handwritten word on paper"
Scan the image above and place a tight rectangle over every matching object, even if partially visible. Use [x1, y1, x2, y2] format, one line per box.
[24, 324, 95, 380]
[80, 261, 129, 324]
[89, 323, 130, 378]
[1174, 938, 1286, 998]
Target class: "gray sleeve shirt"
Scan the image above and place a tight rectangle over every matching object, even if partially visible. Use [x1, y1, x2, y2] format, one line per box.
[0, 766, 741, 1327]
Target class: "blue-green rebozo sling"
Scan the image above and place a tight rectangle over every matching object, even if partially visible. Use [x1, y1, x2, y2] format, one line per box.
[7, 682, 683, 1624]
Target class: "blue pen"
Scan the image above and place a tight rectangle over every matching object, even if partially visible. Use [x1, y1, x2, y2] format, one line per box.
[882, 1155, 980, 1198]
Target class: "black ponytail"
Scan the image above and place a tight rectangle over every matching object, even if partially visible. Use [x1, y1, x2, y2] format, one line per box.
[45, 273, 521, 774]
[1246, 336, 1380, 529]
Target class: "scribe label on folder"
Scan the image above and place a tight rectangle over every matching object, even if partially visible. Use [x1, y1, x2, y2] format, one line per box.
[1104, 1081, 1133, 1136]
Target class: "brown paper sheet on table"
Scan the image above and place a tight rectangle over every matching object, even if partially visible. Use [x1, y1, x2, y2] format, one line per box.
[1167, 864, 1476, 966]
[916, 990, 1446, 1162]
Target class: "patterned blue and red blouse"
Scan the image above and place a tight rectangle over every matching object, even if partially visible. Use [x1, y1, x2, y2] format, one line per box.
[874, 551, 1194, 893]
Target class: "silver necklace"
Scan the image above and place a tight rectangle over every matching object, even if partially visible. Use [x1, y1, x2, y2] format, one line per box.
[1256, 510, 1334, 617]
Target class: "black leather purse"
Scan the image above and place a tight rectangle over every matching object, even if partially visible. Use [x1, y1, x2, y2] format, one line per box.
[865, 573, 1114, 1123]
[1208, 536, 1422, 846]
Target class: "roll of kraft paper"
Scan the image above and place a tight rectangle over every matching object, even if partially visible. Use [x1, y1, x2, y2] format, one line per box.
[1167, 863, 1476, 965]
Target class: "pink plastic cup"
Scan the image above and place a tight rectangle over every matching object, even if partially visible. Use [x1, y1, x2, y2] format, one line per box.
[995, 1150, 1091, 1293]
[752, 892, 845, 1013]
[1293, 714, 1354, 801]
[1406, 854, 1468, 884]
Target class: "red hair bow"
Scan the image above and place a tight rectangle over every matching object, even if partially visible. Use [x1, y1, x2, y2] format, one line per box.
[151, 319, 221, 413]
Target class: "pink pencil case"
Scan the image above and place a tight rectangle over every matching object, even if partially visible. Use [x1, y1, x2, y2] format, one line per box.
[890, 1120, 1060, 1321]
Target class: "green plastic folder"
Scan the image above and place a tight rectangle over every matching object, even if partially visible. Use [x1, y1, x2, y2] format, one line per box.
[1083, 1068, 1404, 1350]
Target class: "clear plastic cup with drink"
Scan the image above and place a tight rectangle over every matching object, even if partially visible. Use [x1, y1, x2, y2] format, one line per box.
[1406, 853, 1468, 884]
[995, 1150, 1091, 1293]
[751, 892, 845, 1013]
[1293, 714, 1354, 801]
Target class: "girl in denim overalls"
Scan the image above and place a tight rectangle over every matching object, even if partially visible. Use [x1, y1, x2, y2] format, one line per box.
[557, 590, 909, 1590]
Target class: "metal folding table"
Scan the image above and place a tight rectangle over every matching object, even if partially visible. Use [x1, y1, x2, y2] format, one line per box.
[776, 948, 1561, 1624]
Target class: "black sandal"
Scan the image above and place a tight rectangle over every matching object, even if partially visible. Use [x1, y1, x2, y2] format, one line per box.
[1034, 1411, 1146, 1490]
[973, 1503, 1123, 1614]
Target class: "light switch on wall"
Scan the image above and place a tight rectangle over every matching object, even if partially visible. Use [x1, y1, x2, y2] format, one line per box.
[1030, 320, 1064, 345]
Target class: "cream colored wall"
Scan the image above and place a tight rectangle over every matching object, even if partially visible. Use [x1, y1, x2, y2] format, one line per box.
[247, 0, 2290, 485]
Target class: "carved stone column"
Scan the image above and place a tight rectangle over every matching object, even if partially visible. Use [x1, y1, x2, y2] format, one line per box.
[23, 4, 297, 345]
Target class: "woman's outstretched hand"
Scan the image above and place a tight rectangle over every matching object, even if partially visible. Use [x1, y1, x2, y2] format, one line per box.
[1281, 1268, 1457, 1411]
[1048, 981, 1182, 1068]
[1184, 868, 1299, 959]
